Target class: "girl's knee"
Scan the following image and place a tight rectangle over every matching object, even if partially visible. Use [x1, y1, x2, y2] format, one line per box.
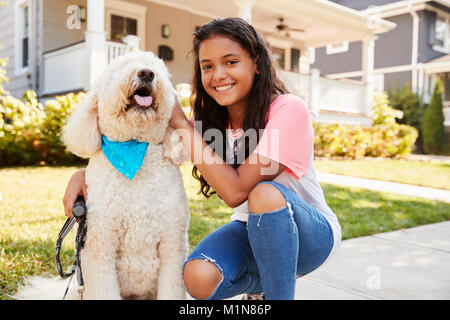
[248, 183, 286, 214]
[183, 259, 223, 299]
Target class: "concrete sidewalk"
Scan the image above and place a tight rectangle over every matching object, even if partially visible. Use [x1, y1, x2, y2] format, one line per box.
[316, 172, 450, 203]
[295, 221, 450, 300]
[297, 173, 450, 299]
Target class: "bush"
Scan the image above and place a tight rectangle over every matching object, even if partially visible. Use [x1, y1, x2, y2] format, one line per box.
[0, 90, 87, 166]
[0, 90, 45, 165]
[388, 82, 424, 153]
[0, 46, 86, 166]
[313, 91, 418, 159]
[38, 92, 87, 165]
[388, 82, 424, 129]
[422, 78, 445, 154]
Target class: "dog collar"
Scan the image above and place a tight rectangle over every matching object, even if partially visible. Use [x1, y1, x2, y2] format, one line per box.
[101, 135, 149, 180]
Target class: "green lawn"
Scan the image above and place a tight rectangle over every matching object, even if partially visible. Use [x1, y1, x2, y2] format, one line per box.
[314, 158, 450, 190]
[1, 163, 450, 299]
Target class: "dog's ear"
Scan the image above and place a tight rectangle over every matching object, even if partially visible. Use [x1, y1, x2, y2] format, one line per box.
[62, 90, 101, 158]
[163, 126, 189, 166]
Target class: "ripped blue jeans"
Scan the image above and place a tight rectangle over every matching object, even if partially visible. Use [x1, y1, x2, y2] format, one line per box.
[183, 181, 334, 300]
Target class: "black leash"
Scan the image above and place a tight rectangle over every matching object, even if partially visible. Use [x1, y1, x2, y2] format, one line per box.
[55, 195, 88, 299]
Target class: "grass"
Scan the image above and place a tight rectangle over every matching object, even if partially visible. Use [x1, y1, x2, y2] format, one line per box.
[314, 158, 450, 190]
[1, 163, 450, 299]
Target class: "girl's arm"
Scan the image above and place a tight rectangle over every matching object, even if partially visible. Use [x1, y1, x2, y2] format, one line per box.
[170, 102, 285, 208]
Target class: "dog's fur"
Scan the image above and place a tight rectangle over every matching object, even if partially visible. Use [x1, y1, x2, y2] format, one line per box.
[14, 51, 190, 300]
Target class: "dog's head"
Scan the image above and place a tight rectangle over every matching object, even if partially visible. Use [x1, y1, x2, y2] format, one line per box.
[62, 51, 177, 158]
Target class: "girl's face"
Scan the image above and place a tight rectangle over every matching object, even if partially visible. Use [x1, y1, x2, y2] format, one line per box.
[198, 35, 259, 110]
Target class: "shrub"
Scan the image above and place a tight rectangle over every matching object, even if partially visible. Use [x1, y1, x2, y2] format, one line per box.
[389, 82, 424, 153]
[313, 91, 418, 159]
[0, 90, 86, 166]
[38, 92, 87, 164]
[388, 82, 424, 129]
[422, 78, 445, 154]
[0, 90, 45, 165]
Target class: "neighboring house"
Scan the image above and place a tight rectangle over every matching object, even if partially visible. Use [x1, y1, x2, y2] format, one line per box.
[316, 0, 450, 130]
[0, 0, 395, 126]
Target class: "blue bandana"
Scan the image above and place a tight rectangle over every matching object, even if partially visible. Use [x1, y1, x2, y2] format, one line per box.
[101, 135, 149, 180]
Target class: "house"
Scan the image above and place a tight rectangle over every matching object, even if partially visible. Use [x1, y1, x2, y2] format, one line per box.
[0, 0, 396, 126]
[316, 0, 450, 130]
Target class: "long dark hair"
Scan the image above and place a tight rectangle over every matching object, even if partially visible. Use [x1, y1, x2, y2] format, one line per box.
[191, 17, 288, 198]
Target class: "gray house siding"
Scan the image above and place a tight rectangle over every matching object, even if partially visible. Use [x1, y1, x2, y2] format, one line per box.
[311, 42, 361, 75]
[374, 14, 412, 69]
[384, 70, 412, 90]
[316, 1, 450, 94]
[311, 13, 412, 90]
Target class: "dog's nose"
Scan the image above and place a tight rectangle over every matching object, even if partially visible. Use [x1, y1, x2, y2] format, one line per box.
[137, 69, 155, 82]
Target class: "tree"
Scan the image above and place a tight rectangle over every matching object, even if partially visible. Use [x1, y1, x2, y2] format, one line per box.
[422, 77, 445, 154]
[388, 82, 424, 153]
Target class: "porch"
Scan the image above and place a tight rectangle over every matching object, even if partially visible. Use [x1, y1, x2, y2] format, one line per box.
[40, 0, 396, 124]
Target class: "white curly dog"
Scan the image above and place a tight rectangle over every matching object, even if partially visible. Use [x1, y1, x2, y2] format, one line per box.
[14, 51, 190, 300]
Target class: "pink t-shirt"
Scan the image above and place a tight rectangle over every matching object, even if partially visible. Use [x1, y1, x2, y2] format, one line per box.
[253, 94, 313, 179]
[190, 94, 341, 257]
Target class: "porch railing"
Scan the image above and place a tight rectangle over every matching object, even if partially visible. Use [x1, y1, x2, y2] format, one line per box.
[106, 41, 130, 64]
[42, 40, 136, 95]
[278, 69, 367, 118]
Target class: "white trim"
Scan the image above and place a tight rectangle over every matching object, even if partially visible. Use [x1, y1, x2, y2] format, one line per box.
[105, 0, 147, 50]
[326, 64, 415, 80]
[326, 41, 349, 55]
[43, 42, 86, 59]
[14, 0, 30, 76]
[410, 7, 419, 92]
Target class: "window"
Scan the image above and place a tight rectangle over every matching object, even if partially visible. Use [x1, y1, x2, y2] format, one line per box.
[291, 48, 300, 73]
[15, 0, 29, 73]
[22, 5, 29, 67]
[110, 15, 137, 42]
[272, 47, 285, 70]
[326, 41, 349, 55]
[432, 15, 450, 53]
[435, 17, 446, 47]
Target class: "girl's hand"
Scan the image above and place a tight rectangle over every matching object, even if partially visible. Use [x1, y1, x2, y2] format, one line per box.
[62, 168, 87, 219]
[170, 97, 190, 129]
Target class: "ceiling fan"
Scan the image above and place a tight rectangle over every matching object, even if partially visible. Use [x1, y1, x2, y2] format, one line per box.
[275, 17, 305, 37]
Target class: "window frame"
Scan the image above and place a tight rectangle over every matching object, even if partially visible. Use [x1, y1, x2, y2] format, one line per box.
[105, 0, 147, 49]
[14, 0, 30, 75]
[432, 14, 450, 54]
[326, 41, 349, 55]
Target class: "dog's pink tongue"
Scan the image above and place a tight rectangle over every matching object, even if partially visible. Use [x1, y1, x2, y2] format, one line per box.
[134, 95, 153, 107]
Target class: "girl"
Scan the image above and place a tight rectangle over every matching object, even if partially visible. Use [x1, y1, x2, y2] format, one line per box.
[63, 17, 341, 300]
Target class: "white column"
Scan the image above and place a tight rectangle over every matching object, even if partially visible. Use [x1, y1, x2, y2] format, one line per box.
[309, 68, 321, 118]
[409, 8, 419, 93]
[362, 35, 377, 118]
[233, 0, 255, 24]
[85, 0, 107, 90]
[299, 48, 311, 74]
